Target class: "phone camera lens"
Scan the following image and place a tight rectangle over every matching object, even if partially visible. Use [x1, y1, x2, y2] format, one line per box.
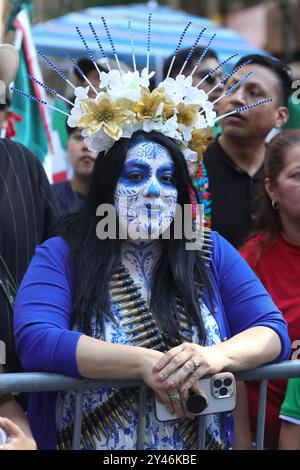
[219, 387, 228, 396]
[224, 378, 232, 387]
[213, 379, 222, 388]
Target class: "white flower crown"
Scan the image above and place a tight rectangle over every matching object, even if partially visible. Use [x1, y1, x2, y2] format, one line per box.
[11, 15, 272, 164]
[67, 68, 217, 163]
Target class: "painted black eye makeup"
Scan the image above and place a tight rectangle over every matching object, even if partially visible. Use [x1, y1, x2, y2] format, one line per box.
[156, 164, 176, 187]
[120, 160, 151, 185]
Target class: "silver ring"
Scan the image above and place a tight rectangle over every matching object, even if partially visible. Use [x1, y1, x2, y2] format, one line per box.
[168, 390, 180, 399]
[190, 357, 200, 372]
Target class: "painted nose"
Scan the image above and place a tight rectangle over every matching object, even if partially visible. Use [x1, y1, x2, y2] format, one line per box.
[143, 180, 160, 198]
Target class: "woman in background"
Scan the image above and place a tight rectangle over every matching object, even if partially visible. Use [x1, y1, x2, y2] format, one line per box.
[237, 130, 300, 449]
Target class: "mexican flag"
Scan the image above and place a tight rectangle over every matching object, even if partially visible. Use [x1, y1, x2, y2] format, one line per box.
[11, 7, 53, 164]
[10, 4, 68, 181]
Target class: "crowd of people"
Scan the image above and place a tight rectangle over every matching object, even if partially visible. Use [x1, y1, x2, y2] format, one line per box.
[0, 25, 299, 451]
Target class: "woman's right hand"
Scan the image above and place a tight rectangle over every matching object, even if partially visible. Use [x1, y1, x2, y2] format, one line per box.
[140, 349, 199, 419]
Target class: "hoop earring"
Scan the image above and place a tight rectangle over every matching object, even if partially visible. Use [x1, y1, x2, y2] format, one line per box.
[272, 200, 279, 210]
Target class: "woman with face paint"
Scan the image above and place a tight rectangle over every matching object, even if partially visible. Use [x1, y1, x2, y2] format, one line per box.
[13, 130, 290, 450]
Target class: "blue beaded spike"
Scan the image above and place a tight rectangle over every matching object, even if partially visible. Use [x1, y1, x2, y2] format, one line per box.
[76, 26, 96, 63]
[166, 21, 192, 79]
[194, 33, 217, 68]
[208, 53, 238, 77]
[180, 27, 206, 76]
[38, 50, 75, 89]
[216, 98, 273, 122]
[224, 71, 253, 96]
[27, 74, 57, 96]
[128, 21, 137, 72]
[89, 22, 105, 59]
[101, 16, 122, 73]
[67, 53, 98, 94]
[207, 59, 253, 98]
[174, 22, 192, 56]
[27, 74, 74, 107]
[146, 12, 152, 72]
[206, 71, 253, 111]
[89, 21, 111, 72]
[11, 87, 70, 116]
[76, 25, 102, 79]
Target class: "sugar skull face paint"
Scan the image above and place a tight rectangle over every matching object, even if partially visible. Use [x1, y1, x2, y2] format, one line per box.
[114, 140, 178, 240]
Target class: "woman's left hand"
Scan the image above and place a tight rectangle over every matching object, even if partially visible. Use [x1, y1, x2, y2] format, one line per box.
[152, 342, 226, 393]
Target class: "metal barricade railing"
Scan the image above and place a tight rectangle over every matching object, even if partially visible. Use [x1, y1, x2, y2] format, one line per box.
[0, 360, 300, 450]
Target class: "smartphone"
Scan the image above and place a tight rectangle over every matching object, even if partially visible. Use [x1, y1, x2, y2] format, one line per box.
[0, 426, 7, 445]
[155, 372, 236, 421]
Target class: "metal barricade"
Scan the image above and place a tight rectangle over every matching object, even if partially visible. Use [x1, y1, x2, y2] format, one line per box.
[0, 360, 300, 450]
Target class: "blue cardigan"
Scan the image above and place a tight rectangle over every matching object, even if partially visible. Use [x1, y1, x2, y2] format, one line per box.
[14, 232, 291, 449]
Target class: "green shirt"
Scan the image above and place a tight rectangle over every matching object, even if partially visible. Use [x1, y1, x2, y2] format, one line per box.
[280, 378, 300, 424]
[283, 96, 300, 130]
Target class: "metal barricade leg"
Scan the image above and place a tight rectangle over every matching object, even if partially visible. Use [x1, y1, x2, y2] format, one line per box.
[197, 415, 207, 450]
[256, 379, 268, 450]
[72, 391, 84, 450]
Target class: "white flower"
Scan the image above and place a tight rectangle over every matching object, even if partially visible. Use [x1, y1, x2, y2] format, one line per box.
[182, 148, 198, 163]
[84, 130, 114, 154]
[184, 87, 208, 106]
[195, 114, 208, 129]
[140, 67, 155, 88]
[99, 68, 155, 102]
[204, 109, 217, 127]
[99, 70, 120, 89]
[67, 105, 83, 128]
[179, 123, 193, 142]
[122, 121, 141, 138]
[142, 119, 163, 133]
[74, 86, 90, 100]
[161, 115, 181, 140]
[159, 74, 193, 105]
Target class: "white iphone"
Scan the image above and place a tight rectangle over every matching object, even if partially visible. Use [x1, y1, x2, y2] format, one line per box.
[155, 372, 236, 421]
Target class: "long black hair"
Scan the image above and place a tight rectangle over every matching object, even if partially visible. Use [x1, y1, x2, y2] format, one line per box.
[56, 130, 213, 343]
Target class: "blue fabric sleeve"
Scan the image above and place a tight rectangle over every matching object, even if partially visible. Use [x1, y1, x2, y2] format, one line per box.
[211, 231, 291, 362]
[14, 237, 83, 378]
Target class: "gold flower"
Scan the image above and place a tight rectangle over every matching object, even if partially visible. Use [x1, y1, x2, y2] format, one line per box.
[77, 95, 132, 140]
[133, 88, 166, 121]
[177, 103, 199, 128]
[188, 128, 214, 161]
[162, 100, 175, 121]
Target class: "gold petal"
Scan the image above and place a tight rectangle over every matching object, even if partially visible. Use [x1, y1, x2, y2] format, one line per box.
[77, 115, 98, 128]
[87, 122, 105, 135]
[103, 123, 123, 140]
[80, 100, 100, 115]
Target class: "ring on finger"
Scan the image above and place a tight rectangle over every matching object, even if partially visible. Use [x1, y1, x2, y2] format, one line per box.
[190, 357, 200, 372]
[168, 389, 180, 400]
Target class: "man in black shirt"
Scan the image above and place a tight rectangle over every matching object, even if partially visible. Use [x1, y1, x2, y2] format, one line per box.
[52, 126, 96, 215]
[0, 45, 59, 372]
[204, 55, 291, 247]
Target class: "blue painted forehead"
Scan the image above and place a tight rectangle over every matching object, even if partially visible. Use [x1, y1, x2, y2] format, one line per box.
[127, 140, 172, 161]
